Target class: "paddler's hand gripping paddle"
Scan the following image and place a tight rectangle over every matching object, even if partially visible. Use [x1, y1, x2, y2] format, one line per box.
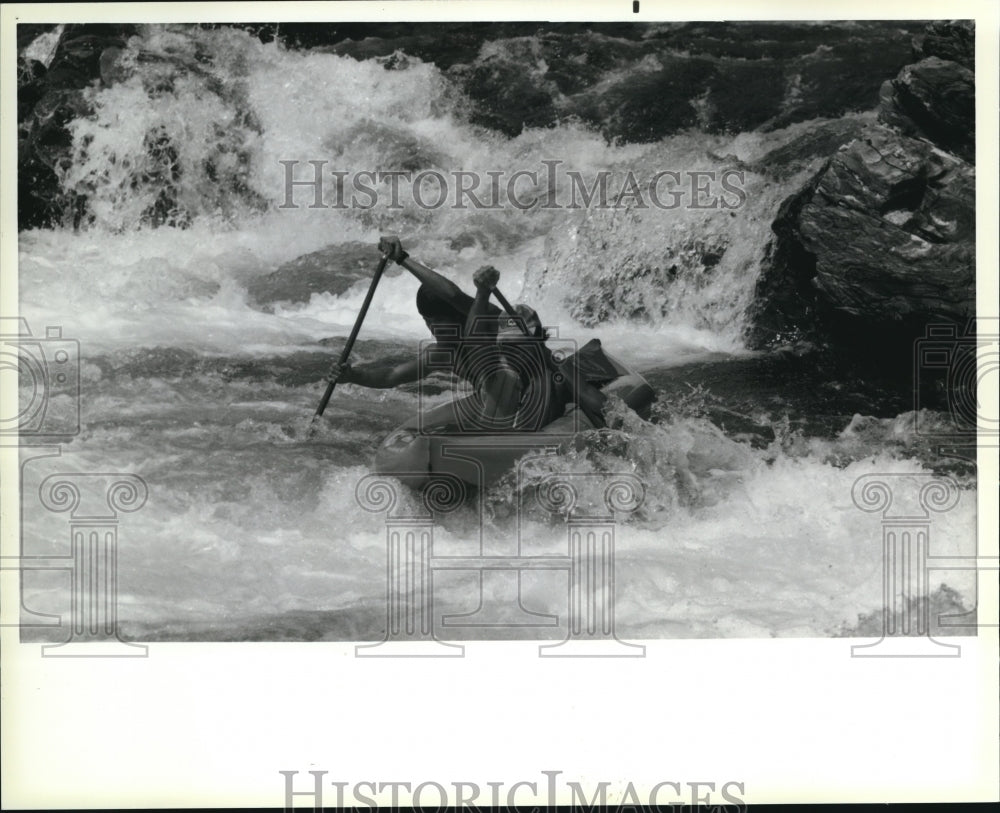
[310, 251, 390, 430]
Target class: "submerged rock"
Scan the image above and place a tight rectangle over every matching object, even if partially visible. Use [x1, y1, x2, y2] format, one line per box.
[246, 242, 403, 309]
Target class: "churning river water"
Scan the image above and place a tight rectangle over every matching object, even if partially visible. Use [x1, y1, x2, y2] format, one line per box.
[16, 24, 978, 642]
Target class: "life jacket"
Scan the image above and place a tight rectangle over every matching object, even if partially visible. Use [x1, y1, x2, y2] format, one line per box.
[562, 338, 625, 385]
[503, 339, 626, 430]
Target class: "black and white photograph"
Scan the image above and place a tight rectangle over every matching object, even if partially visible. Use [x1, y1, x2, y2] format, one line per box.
[2, 1, 997, 808]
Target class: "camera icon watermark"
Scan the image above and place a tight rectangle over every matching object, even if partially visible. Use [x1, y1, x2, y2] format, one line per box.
[0, 317, 80, 440]
[417, 318, 580, 437]
[913, 318, 999, 438]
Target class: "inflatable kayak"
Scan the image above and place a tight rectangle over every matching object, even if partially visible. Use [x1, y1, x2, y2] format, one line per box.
[374, 339, 655, 489]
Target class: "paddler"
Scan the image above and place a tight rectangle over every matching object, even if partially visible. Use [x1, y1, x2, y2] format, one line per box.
[326, 236, 613, 430]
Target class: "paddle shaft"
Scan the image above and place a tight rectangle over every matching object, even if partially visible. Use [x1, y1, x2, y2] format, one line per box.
[312, 252, 390, 422]
[490, 287, 532, 335]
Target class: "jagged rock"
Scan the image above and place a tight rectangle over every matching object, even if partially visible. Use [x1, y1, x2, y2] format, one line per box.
[755, 117, 869, 178]
[878, 56, 974, 162]
[246, 242, 403, 309]
[801, 130, 974, 319]
[751, 20, 977, 354]
[912, 20, 974, 70]
[750, 125, 974, 350]
[748, 170, 828, 345]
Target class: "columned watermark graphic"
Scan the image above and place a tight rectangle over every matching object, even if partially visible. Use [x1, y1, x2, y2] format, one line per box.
[849, 472, 997, 657]
[534, 473, 645, 656]
[26, 473, 148, 656]
[1, 317, 149, 656]
[901, 318, 1000, 647]
[355, 471, 645, 658]
[354, 474, 466, 657]
[4, 467, 149, 657]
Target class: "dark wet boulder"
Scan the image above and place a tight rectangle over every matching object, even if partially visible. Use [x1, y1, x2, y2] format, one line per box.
[878, 56, 974, 162]
[748, 171, 829, 345]
[750, 125, 974, 356]
[800, 130, 974, 320]
[754, 117, 869, 178]
[246, 242, 403, 309]
[912, 20, 974, 70]
[750, 19, 977, 357]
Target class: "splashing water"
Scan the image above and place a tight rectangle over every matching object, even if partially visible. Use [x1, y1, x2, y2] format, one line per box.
[18, 25, 977, 641]
[43, 25, 841, 349]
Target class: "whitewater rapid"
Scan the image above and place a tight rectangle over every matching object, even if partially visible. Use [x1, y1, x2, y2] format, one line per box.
[16, 25, 979, 642]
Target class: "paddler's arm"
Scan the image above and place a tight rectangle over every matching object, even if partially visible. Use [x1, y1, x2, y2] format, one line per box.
[328, 358, 421, 389]
[378, 235, 470, 312]
[466, 265, 500, 337]
[328, 341, 459, 389]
